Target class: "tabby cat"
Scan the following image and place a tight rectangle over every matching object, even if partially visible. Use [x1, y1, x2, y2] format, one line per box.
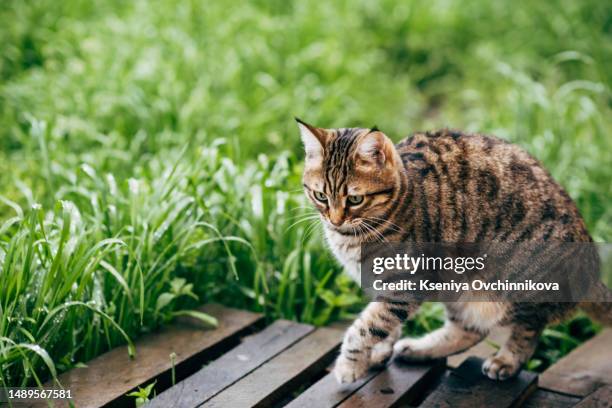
[296, 118, 612, 383]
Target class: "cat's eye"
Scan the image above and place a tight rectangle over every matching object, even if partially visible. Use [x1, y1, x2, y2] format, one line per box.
[347, 195, 364, 205]
[313, 191, 328, 203]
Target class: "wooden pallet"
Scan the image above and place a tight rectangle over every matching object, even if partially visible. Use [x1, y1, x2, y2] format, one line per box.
[17, 305, 612, 408]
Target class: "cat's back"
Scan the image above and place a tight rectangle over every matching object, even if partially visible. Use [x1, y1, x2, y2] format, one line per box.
[394, 129, 590, 242]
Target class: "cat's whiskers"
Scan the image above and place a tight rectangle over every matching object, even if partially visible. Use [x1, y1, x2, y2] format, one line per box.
[359, 220, 387, 243]
[301, 219, 323, 247]
[285, 214, 321, 232]
[364, 216, 403, 233]
[353, 223, 365, 241]
[286, 211, 318, 221]
[366, 221, 389, 243]
[289, 205, 317, 212]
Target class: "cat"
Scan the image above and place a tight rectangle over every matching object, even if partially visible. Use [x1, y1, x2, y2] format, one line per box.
[296, 118, 612, 384]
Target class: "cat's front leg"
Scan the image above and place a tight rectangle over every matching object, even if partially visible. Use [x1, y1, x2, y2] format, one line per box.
[334, 301, 417, 384]
[369, 325, 402, 366]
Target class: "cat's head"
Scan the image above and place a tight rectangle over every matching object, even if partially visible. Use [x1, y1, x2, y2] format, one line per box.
[296, 118, 403, 234]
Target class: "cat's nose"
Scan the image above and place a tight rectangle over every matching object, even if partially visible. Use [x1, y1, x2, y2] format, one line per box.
[329, 213, 344, 227]
[330, 218, 343, 227]
[328, 206, 345, 227]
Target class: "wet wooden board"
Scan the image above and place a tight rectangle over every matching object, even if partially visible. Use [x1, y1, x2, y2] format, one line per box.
[202, 327, 343, 407]
[285, 360, 445, 408]
[420, 357, 538, 408]
[27, 304, 262, 408]
[338, 359, 446, 408]
[21, 309, 612, 408]
[540, 329, 612, 397]
[522, 389, 581, 408]
[574, 385, 612, 408]
[149, 320, 315, 408]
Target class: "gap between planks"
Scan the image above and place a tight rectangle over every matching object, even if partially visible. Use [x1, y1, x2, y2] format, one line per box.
[200, 327, 344, 408]
[149, 320, 316, 408]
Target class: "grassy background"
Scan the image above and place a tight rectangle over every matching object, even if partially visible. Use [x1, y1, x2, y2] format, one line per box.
[1, 0, 610, 388]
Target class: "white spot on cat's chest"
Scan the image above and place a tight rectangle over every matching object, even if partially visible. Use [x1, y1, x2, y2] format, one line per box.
[324, 228, 361, 282]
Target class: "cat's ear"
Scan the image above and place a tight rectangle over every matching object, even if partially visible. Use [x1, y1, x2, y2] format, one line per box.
[355, 130, 396, 168]
[295, 118, 328, 161]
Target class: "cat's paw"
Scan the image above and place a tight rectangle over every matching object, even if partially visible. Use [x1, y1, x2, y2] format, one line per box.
[370, 341, 393, 367]
[482, 354, 521, 380]
[333, 355, 369, 384]
[392, 337, 431, 362]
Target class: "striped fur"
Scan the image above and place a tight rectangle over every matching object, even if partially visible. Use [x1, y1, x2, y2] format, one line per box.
[297, 121, 608, 383]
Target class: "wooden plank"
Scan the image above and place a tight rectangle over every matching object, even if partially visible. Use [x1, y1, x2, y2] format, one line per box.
[522, 389, 581, 408]
[265, 357, 444, 408]
[420, 357, 538, 408]
[28, 304, 263, 408]
[148, 320, 315, 408]
[540, 329, 612, 397]
[338, 359, 446, 408]
[448, 327, 509, 368]
[202, 327, 343, 408]
[284, 369, 379, 407]
[575, 385, 612, 408]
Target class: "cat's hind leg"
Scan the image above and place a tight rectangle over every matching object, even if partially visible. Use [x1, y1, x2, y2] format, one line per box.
[482, 323, 542, 380]
[393, 320, 487, 361]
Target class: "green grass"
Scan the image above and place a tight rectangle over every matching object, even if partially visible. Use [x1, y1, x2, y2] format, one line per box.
[1, 0, 610, 388]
